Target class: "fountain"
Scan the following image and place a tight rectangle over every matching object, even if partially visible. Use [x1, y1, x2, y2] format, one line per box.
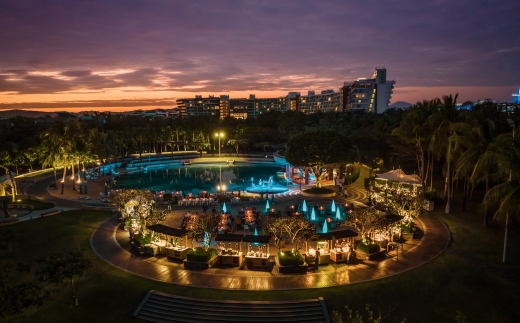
[222, 202, 227, 213]
[302, 200, 308, 213]
[265, 200, 270, 210]
[246, 176, 289, 194]
[331, 200, 336, 213]
[311, 208, 316, 221]
[254, 228, 259, 236]
[336, 208, 341, 220]
[322, 220, 328, 233]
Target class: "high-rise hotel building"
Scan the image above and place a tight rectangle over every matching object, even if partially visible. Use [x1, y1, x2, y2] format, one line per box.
[341, 67, 395, 114]
[175, 68, 394, 118]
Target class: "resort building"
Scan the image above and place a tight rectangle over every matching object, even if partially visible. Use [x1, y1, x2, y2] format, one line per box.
[298, 90, 341, 114]
[341, 67, 395, 114]
[175, 68, 395, 118]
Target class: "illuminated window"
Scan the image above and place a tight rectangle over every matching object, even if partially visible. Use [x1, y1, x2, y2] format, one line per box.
[357, 100, 362, 103]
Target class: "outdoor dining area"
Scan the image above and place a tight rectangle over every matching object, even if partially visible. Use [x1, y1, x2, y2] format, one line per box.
[144, 224, 191, 260]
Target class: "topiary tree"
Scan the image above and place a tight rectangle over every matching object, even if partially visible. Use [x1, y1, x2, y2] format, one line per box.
[112, 189, 156, 232]
[348, 207, 387, 245]
[267, 217, 317, 252]
[189, 212, 219, 251]
[285, 130, 357, 188]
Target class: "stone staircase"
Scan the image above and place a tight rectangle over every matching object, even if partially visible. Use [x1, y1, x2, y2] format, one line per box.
[134, 290, 331, 323]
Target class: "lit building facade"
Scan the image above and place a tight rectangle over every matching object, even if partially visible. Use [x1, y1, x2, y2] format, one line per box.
[342, 67, 395, 114]
[298, 90, 341, 114]
[176, 95, 220, 118]
[175, 68, 395, 118]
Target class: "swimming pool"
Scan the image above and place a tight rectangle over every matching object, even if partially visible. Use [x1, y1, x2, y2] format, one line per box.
[110, 163, 287, 194]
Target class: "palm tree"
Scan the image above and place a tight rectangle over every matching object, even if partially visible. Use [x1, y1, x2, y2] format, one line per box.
[0, 142, 19, 202]
[40, 123, 75, 194]
[481, 123, 519, 263]
[427, 94, 459, 213]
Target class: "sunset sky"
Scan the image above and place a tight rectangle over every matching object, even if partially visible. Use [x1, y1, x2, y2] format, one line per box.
[1, 0, 519, 112]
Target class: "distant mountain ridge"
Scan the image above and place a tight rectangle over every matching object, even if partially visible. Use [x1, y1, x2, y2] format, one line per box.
[0, 109, 57, 118]
[389, 101, 413, 109]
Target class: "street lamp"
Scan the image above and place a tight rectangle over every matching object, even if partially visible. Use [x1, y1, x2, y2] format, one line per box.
[215, 132, 224, 157]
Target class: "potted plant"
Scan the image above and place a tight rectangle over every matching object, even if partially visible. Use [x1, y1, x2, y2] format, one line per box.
[401, 221, 416, 240]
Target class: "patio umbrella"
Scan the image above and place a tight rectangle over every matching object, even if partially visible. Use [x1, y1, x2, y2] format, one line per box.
[310, 208, 316, 221]
[331, 200, 336, 213]
[336, 208, 341, 220]
[302, 200, 308, 212]
[222, 202, 227, 213]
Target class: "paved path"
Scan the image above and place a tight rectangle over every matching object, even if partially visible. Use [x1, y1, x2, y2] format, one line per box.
[90, 211, 450, 290]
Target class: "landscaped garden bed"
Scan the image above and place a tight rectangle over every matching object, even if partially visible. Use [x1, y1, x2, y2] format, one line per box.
[183, 247, 218, 269]
[354, 242, 386, 260]
[302, 187, 336, 198]
[275, 250, 308, 273]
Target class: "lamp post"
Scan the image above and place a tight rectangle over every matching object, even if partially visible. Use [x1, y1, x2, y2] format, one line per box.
[215, 132, 224, 158]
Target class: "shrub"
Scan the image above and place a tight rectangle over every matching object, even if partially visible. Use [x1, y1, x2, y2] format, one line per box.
[124, 218, 132, 226]
[425, 186, 436, 201]
[133, 233, 152, 247]
[186, 247, 217, 262]
[402, 222, 414, 233]
[344, 168, 360, 185]
[356, 242, 380, 254]
[277, 250, 305, 266]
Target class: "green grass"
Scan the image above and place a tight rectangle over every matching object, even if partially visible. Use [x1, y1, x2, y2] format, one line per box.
[1, 202, 519, 322]
[304, 187, 334, 194]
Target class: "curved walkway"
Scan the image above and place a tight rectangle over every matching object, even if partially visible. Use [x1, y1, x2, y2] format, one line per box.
[90, 212, 450, 290]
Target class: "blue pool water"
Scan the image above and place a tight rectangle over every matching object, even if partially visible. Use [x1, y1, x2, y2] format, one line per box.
[111, 164, 286, 194]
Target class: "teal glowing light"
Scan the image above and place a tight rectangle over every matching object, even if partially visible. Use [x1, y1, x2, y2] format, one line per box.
[266, 200, 270, 210]
[222, 202, 227, 213]
[311, 208, 316, 221]
[331, 200, 336, 213]
[302, 200, 307, 212]
[336, 208, 341, 220]
[322, 220, 328, 233]
[254, 228, 258, 236]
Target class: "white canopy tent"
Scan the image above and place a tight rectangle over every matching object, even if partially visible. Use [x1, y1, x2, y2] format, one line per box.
[375, 169, 422, 185]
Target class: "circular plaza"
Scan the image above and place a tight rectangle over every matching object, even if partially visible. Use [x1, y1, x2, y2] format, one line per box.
[21, 158, 451, 291]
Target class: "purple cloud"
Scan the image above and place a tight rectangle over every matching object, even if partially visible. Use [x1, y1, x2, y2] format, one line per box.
[0, 0, 518, 102]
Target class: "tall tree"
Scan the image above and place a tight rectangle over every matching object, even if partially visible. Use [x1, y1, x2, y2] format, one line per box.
[285, 130, 357, 188]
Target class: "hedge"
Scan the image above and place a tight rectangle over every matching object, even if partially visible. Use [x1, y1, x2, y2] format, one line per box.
[186, 247, 217, 262]
[277, 250, 305, 266]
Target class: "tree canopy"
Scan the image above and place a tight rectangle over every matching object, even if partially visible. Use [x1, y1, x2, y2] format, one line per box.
[285, 130, 358, 187]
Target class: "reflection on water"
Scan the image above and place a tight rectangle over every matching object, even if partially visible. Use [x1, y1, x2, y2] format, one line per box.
[111, 164, 283, 194]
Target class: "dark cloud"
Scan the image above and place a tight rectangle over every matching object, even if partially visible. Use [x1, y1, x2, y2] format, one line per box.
[0, 0, 519, 101]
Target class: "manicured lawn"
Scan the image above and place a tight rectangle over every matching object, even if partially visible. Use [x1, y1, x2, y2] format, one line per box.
[1, 203, 519, 322]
